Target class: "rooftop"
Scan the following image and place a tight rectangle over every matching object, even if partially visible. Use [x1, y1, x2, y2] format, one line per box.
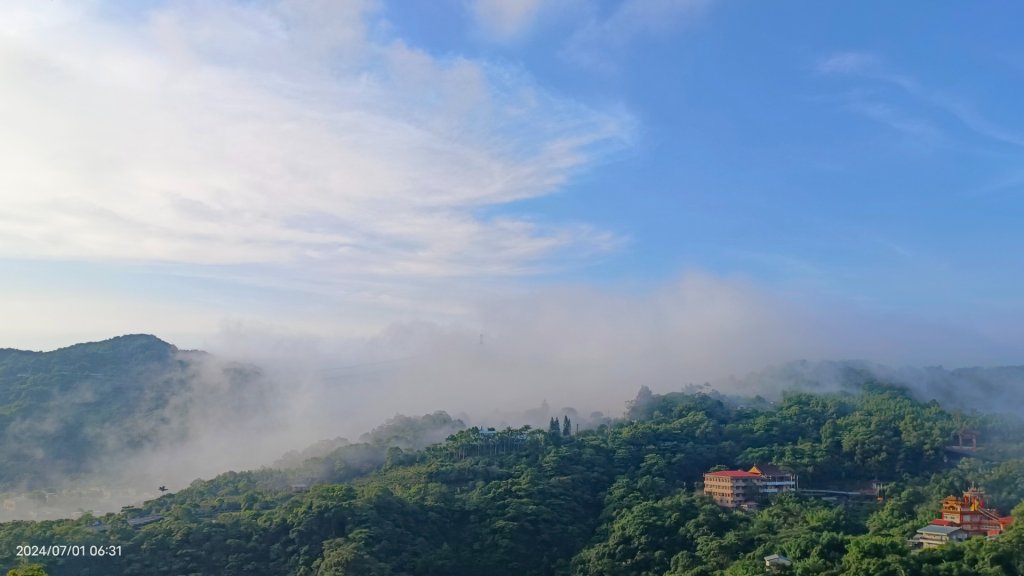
[750, 463, 788, 476]
[706, 470, 759, 478]
[918, 524, 966, 536]
[764, 554, 792, 566]
[127, 514, 164, 528]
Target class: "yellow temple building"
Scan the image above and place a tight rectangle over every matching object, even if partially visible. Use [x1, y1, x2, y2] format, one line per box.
[932, 486, 1013, 537]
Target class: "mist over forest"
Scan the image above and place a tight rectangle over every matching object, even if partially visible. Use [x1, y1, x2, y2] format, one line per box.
[2, 329, 1022, 523]
[4, 0, 1024, 574]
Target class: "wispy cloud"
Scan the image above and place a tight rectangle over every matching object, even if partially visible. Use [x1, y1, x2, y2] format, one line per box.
[817, 50, 1024, 150]
[468, 0, 546, 43]
[562, 0, 712, 70]
[0, 1, 632, 287]
[927, 93, 1024, 148]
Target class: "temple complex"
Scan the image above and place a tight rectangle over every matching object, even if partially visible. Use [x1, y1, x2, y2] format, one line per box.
[912, 485, 1014, 548]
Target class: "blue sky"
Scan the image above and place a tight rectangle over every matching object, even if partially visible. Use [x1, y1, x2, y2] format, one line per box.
[397, 0, 1024, 332]
[0, 0, 1021, 367]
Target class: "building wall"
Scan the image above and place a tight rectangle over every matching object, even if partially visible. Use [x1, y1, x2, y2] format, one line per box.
[703, 469, 797, 507]
[914, 530, 968, 549]
[703, 475, 757, 508]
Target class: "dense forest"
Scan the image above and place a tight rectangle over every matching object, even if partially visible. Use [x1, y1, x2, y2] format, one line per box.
[0, 335, 271, 492]
[4, 382, 1024, 575]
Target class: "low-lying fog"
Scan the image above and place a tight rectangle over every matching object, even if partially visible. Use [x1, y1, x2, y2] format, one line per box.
[3, 275, 1021, 521]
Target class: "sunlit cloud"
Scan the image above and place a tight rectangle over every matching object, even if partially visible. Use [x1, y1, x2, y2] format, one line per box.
[0, 0, 632, 281]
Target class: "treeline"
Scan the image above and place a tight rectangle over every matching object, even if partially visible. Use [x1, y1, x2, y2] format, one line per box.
[4, 384, 1024, 575]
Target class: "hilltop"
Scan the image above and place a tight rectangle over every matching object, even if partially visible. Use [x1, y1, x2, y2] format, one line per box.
[0, 334, 270, 492]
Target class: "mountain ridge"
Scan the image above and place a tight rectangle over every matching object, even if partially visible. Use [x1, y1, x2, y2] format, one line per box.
[0, 333, 271, 493]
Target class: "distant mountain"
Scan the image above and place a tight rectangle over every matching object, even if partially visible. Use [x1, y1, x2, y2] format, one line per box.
[719, 359, 1024, 415]
[0, 335, 273, 491]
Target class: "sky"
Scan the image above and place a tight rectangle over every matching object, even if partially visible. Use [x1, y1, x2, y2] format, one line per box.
[1, 0, 1022, 371]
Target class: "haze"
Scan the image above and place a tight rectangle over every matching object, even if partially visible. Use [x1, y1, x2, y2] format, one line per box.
[1, 1, 1023, 508]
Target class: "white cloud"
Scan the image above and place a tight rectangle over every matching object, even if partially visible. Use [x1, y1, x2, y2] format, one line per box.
[562, 0, 712, 70]
[470, 0, 545, 42]
[0, 0, 631, 283]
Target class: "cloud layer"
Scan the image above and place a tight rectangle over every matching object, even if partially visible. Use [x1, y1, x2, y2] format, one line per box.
[202, 271, 1016, 439]
[0, 0, 630, 280]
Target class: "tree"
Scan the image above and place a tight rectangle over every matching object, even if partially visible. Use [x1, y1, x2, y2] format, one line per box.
[563, 416, 572, 437]
[840, 535, 912, 576]
[315, 536, 392, 576]
[549, 417, 561, 437]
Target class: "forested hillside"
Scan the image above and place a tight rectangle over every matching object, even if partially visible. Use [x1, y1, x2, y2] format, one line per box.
[725, 360, 1024, 417]
[4, 384, 1024, 575]
[0, 335, 271, 491]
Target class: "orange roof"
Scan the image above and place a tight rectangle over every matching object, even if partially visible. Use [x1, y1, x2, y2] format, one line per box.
[749, 464, 786, 476]
[706, 470, 759, 478]
[930, 519, 956, 526]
